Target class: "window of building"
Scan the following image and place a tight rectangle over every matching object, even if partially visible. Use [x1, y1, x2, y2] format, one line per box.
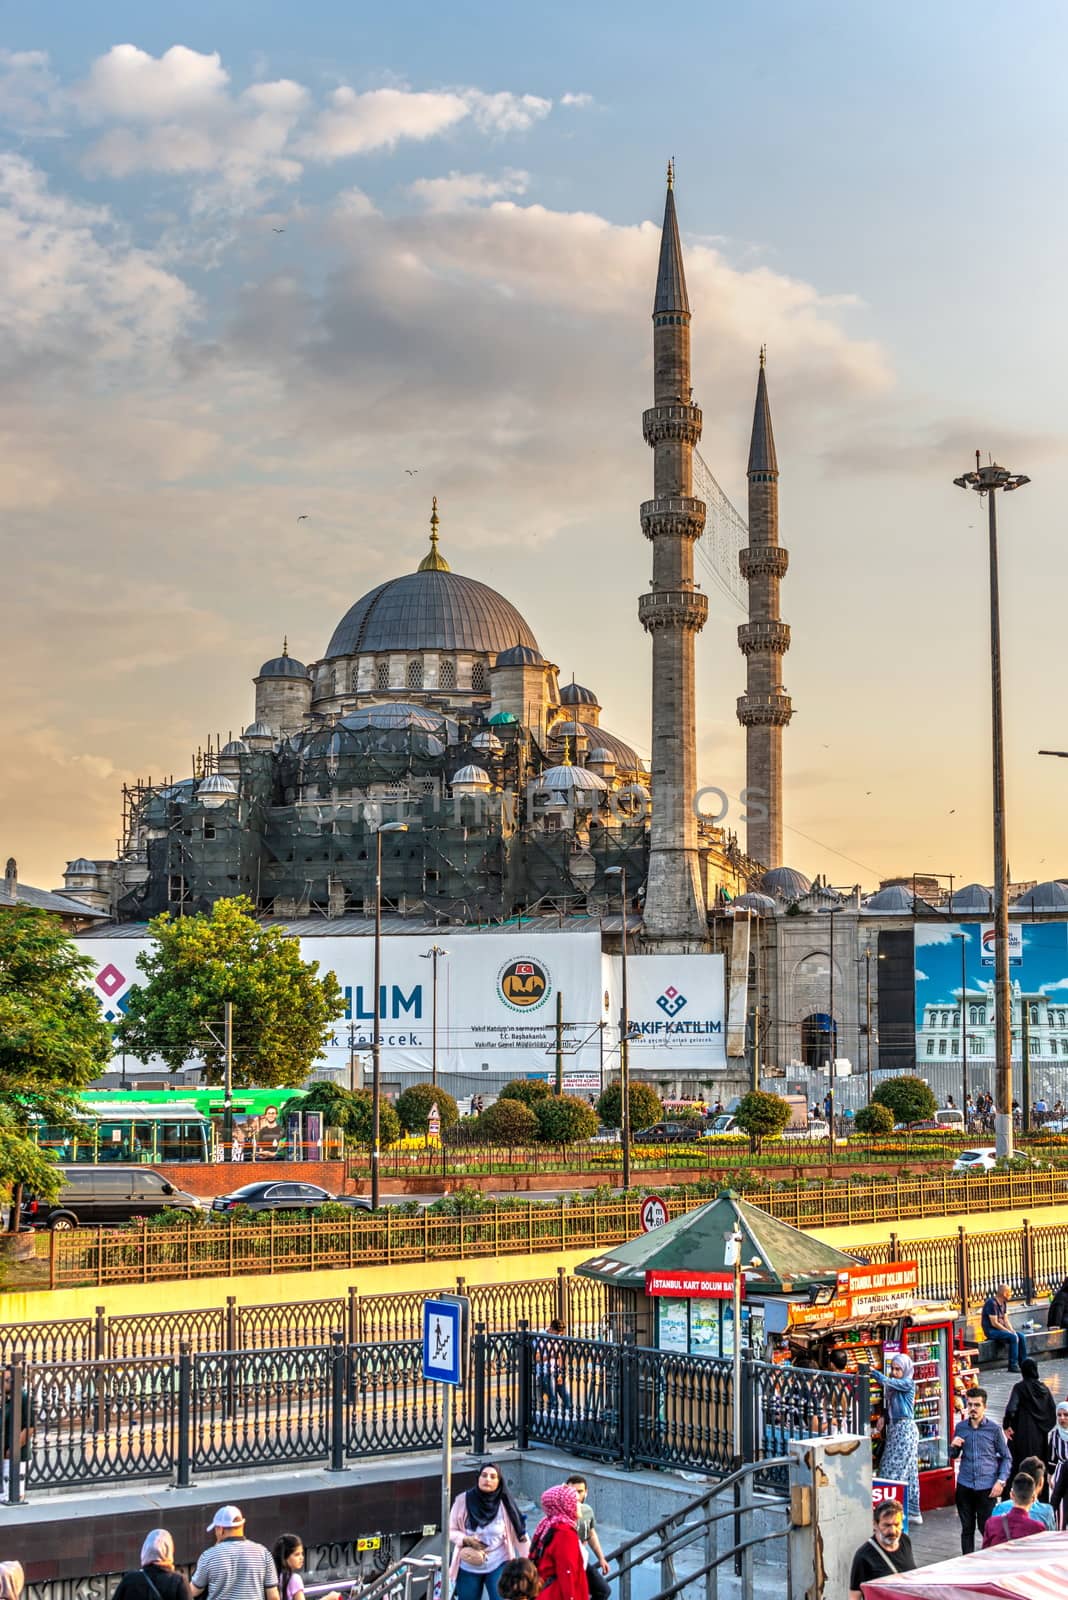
[978, 1008, 986, 1025]
[952, 1010, 960, 1027]
[938, 1038, 947, 1054]
[1030, 1005, 1040, 1025]
[439, 657, 456, 689]
[471, 659, 487, 693]
[407, 659, 423, 689]
[1053, 1039, 1060, 1055]
[376, 661, 390, 690]
[926, 1039, 934, 1055]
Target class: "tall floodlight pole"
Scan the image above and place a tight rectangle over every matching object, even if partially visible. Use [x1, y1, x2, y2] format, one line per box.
[605, 867, 631, 1189]
[954, 456, 1029, 1159]
[421, 945, 448, 1086]
[372, 821, 408, 1209]
[951, 931, 970, 1116]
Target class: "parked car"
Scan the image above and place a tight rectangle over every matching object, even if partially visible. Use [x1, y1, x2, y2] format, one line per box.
[20, 1166, 203, 1230]
[589, 1125, 622, 1144]
[780, 1120, 831, 1140]
[631, 1121, 704, 1144]
[705, 1114, 744, 1137]
[951, 1148, 1050, 1174]
[211, 1181, 371, 1214]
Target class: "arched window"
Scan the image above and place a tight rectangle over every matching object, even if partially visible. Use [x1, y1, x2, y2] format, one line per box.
[439, 657, 456, 689]
[407, 659, 424, 689]
[969, 1006, 979, 1025]
[978, 1008, 987, 1025]
[471, 660, 487, 693]
[376, 661, 389, 691]
[1030, 1005, 1040, 1025]
[952, 1010, 960, 1027]
[349, 666, 360, 692]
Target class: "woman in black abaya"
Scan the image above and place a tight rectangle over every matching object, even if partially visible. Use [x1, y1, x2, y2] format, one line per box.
[1003, 1357, 1057, 1482]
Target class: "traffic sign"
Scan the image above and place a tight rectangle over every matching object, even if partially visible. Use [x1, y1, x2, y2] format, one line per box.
[639, 1195, 669, 1232]
[422, 1295, 469, 1386]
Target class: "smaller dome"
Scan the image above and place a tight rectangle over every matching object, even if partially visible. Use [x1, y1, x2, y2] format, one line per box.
[588, 748, 614, 764]
[732, 892, 777, 914]
[1013, 880, 1068, 911]
[561, 681, 599, 707]
[258, 655, 308, 679]
[537, 764, 608, 792]
[452, 765, 492, 785]
[487, 711, 518, 725]
[471, 730, 503, 752]
[495, 644, 543, 667]
[220, 739, 249, 757]
[198, 774, 238, 800]
[950, 882, 993, 913]
[243, 722, 274, 740]
[760, 866, 812, 899]
[66, 858, 99, 875]
[863, 884, 925, 912]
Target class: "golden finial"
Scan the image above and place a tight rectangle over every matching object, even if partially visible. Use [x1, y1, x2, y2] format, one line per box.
[418, 495, 450, 572]
[282, 634, 288, 656]
[666, 157, 675, 190]
[759, 344, 766, 369]
[562, 736, 573, 767]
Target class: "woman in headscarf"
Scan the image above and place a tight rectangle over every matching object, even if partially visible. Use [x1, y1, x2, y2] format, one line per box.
[0, 1564, 24, 1600]
[868, 1354, 922, 1526]
[1004, 1358, 1057, 1481]
[448, 1462, 529, 1600]
[113, 1531, 191, 1600]
[529, 1484, 587, 1600]
[1047, 1400, 1068, 1527]
[1049, 1279, 1068, 1358]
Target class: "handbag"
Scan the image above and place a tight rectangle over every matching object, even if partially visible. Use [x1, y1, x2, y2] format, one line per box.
[461, 1545, 487, 1568]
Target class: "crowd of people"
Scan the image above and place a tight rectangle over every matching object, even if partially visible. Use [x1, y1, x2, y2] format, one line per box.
[449, 1465, 607, 1600]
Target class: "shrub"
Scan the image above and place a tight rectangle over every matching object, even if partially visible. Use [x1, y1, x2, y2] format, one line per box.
[534, 1094, 599, 1145]
[302, 1082, 400, 1146]
[596, 1082, 662, 1131]
[734, 1091, 791, 1153]
[476, 1098, 539, 1145]
[854, 1103, 895, 1136]
[395, 1084, 459, 1135]
[872, 1076, 937, 1126]
[498, 1079, 553, 1108]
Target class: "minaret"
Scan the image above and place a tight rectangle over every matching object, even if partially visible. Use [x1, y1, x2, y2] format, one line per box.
[638, 164, 709, 949]
[737, 350, 792, 866]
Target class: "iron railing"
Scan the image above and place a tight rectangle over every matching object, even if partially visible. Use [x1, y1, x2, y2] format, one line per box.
[3, 1329, 862, 1500]
[844, 1217, 1068, 1310]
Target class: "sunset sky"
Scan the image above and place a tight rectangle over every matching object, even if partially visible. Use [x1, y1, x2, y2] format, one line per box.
[4, 1, 1067, 894]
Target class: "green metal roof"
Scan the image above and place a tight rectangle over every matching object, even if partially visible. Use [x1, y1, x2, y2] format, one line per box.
[576, 1192, 858, 1293]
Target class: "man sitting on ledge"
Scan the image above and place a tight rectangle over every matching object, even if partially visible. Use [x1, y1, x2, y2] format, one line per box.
[982, 1284, 1024, 1372]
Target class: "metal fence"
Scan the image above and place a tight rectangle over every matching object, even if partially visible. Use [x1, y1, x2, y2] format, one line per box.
[3, 1327, 862, 1500]
[845, 1216, 1068, 1310]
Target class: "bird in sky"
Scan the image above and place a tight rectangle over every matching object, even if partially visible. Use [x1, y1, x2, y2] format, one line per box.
[297, 514, 309, 522]
[272, 227, 286, 234]
[405, 468, 418, 475]
[949, 808, 956, 814]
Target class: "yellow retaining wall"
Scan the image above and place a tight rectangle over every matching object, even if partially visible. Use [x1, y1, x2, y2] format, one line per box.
[811, 1203, 1068, 1251]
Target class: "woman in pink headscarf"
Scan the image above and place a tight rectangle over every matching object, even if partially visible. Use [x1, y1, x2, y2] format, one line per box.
[529, 1485, 588, 1600]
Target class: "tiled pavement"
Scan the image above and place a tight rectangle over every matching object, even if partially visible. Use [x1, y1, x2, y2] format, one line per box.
[909, 1352, 1068, 1567]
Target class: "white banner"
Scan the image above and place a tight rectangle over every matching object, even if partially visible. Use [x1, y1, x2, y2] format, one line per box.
[604, 952, 726, 1073]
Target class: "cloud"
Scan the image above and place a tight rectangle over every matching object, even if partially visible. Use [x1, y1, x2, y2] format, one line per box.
[914, 927, 960, 946]
[299, 85, 469, 161]
[408, 168, 529, 212]
[560, 92, 593, 108]
[914, 969, 929, 982]
[0, 48, 65, 134]
[461, 90, 551, 134]
[74, 43, 230, 121]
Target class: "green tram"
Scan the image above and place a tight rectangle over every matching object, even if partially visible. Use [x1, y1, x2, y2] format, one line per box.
[33, 1087, 313, 1164]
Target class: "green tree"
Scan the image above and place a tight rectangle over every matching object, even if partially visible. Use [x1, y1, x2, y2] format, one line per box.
[498, 1078, 552, 1108]
[534, 1094, 599, 1145]
[854, 1103, 895, 1136]
[118, 896, 345, 1087]
[301, 1082, 401, 1147]
[733, 1090, 792, 1153]
[872, 1076, 938, 1127]
[0, 908, 113, 1231]
[395, 1083, 459, 1135]
[477, 1098, 539, 1145]
[596, 1082, 662, 1132]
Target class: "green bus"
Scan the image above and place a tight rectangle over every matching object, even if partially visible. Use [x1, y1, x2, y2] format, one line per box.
[35, 1087, 322, 1164]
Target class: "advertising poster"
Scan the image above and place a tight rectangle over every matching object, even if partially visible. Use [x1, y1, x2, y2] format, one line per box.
[604, 952, 727, 1072]
[915, 921, 1068, 1063]
[657, 1300, 690, 1354]
[689, 1302, 720, 1356]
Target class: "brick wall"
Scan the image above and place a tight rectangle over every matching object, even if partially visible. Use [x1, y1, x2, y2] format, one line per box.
[159, 1160, 352, 1196]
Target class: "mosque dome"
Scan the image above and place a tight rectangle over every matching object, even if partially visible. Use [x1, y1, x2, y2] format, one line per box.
[258, 641, 308, 679]
[220, 739, 250, 757]
[536, 764, 609, 793]
[949, 883, 993, 914]
[242, 722, 274, 740]
[496, 645, 543, 667]
[67, 857, 99, 875]
[487, 711, 519, 726]
[323, 502, 538, 661]
[339, 702, 456, 737]
[1013, 880, 1068, 911]
[588, 748, 614, 765]
[863, 884, 925, 912]
[732, 892, 777, 914]
[550, 721, 641, 771]
[560, 681, 600, 708]
[471, 730, 503, 752]
[452, 765, 492, 786]
[759, 866, 812, 900]
[197, 774, 239, 807]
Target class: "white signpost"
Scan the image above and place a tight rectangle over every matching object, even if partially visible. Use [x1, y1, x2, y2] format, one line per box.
[422, 1295, 469, 1600]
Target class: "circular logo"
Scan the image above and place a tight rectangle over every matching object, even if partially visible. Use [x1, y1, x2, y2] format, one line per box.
[640, 1195, 669, 1233]
[498, 957, 552, 1013]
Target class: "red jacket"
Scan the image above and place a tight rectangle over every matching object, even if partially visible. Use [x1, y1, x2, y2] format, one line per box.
[532, 1524, 589, 1600]
[982, 1508, 1046, 1547]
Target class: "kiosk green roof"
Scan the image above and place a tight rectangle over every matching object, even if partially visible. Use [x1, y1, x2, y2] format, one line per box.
[576, 1191, 858, 1293]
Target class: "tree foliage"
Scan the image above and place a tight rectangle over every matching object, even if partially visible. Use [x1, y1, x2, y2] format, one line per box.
[733, 1090, 792, 1152]
[118, 896, 346, 1087]
[395, 1083, 459, 1135]
[498, 1078, 553, 1108]
[534, 1094, 599, 1145]
[0, 908, 113, 1230]
[301, 1082, 400, 1147]
[596, 1082, 663, 1132]
[854, 1102, 895, 1136]
[872, 1076, 938, 1127]
[477, 1098, 539, 1145]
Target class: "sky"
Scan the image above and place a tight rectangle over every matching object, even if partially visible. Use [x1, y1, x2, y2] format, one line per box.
[4, 0, 1068, 895]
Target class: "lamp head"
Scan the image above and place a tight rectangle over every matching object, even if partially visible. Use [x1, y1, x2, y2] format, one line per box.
[377, 821, 409, 834]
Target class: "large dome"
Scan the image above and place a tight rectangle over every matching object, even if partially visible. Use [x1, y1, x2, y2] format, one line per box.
[324, 568, 539, 660]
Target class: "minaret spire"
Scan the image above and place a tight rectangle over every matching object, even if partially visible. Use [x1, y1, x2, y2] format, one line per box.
[638, 168, 708, 949]
[737, 351, 792, 867]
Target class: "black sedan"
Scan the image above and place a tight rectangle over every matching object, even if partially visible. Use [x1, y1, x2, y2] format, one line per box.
[212, 1181, 370, 1214]
[632, 1121, 705, 1144]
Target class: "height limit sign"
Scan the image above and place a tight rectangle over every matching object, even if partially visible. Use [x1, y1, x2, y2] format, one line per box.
[640, 1195, 669, 1232]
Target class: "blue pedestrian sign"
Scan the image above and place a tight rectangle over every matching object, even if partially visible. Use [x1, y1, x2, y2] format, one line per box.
[422, 1295, 469, 1386]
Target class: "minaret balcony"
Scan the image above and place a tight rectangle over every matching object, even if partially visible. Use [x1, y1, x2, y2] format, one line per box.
[738, 620, 791, 656]
[739, 545, 789, 580]
[642, 403, 703, 448]
[640, 497, 706, 543]
[638, 588, 709, 634]
[737, 689, 794, 727]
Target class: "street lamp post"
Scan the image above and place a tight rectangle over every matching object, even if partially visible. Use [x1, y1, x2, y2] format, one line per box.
[826, 908, 837, 1159]
[372, 820, 408, 1211]
[951, 932, 969, 1117]
[725, 1227, 763, 1463]
[605, 866, 631, 1190]
[420, 945, 448, 1087]
[954, 455, 1029, 1159]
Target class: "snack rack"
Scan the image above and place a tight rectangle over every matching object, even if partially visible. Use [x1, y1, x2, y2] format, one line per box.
[903, 1316, 956, 1510]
